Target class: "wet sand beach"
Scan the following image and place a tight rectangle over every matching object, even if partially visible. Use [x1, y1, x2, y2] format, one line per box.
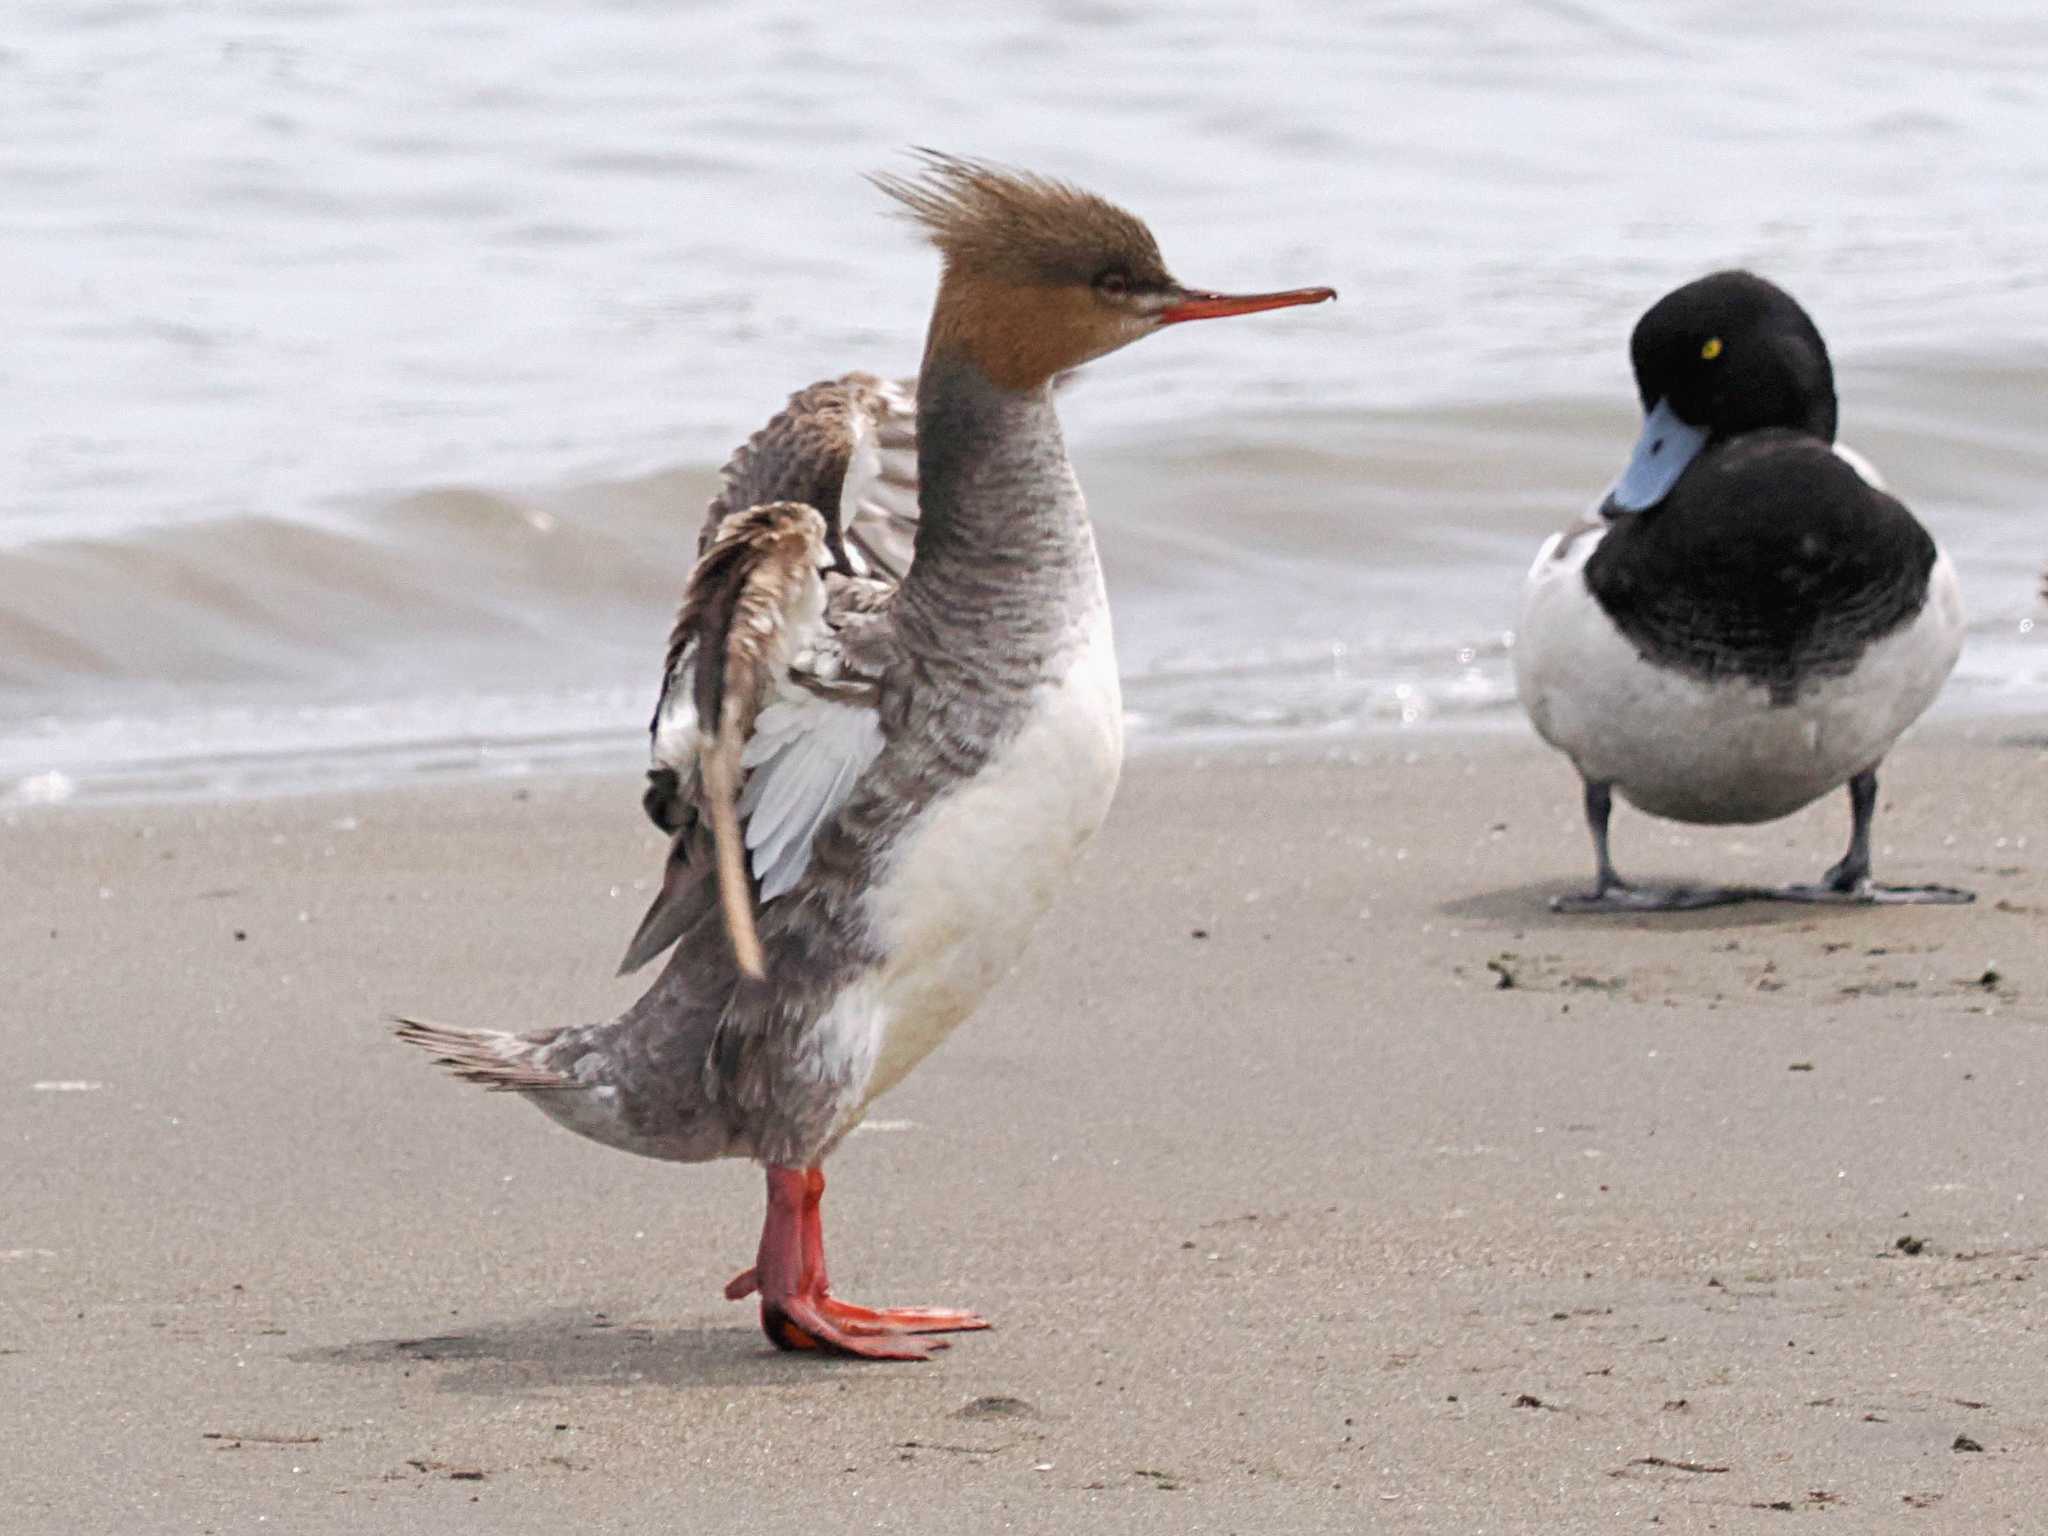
[5, 723, 2044, 1532]
[10, 5, 2048, 1530]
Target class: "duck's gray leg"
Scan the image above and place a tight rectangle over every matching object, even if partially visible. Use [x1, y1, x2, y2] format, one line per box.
[1552, 779, 1753, 913]
[1773, 768, 1974, 905]
[1584, 779, 1624, 892]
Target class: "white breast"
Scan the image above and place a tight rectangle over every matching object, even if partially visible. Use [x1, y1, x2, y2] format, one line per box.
[829, 599, 1124, 1125]
[1515, 525, 1964, 825]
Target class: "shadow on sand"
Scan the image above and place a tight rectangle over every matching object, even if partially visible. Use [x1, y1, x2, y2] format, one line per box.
[1441, 879, 1871, 931]
[293, 1307, 903, 1393]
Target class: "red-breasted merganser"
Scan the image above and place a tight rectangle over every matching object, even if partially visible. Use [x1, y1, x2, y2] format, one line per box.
[399, 153, 1334, 1358]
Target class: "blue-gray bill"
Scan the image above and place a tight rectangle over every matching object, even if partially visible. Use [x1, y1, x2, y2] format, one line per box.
[1602, 396, 1708, 515]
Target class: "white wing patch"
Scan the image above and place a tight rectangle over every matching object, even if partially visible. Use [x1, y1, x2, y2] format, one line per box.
[738, 691, 884, 900]
[647, 570, 882, 905]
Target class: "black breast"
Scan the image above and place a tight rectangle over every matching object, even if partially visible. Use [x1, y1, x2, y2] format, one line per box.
[1583, 431, 1937, 704]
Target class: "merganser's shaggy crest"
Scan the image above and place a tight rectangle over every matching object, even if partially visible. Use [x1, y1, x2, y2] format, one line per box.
[1515, 271, 1969, 912]
[398, 153, 1334, 1358]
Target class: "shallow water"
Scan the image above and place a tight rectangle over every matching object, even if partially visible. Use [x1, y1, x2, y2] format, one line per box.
[6, 0, 2047, 800]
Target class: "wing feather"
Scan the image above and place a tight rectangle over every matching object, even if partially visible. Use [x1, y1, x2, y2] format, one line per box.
[740, 697, 883, 900]
[761, 739, 870, 901]
[836, 376, 920, 580]
[700, 373, 920, 569]
[683, 504, 826, 976]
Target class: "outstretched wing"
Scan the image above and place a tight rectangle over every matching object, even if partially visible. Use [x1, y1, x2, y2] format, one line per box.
[699, 373, 919, 580]
[622, 500, 888, 979]
[639, 371, 917, 838]
[622, 374, 919, 978]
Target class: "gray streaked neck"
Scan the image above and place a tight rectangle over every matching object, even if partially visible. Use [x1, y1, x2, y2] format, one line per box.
[895, 346, 1099, 655]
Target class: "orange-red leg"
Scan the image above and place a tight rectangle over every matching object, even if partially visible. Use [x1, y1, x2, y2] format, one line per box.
[728, 1165, 988, 1360]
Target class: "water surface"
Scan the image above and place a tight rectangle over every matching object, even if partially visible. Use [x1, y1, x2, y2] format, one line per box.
[6, 1, 2045, 800]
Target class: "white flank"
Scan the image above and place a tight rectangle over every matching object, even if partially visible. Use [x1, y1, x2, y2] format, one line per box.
[829, 595, 1124, 1128]
[1516, 523, 1964, 824]
[1833, 441, 1886, 490]
[32, 1080, 104, 1092]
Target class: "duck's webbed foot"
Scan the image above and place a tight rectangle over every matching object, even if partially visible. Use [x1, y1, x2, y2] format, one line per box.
[1552, 779, 1754, 912]
[1772, 875, 1975, 906]
[1552, 880, 1755, 914]
[1769, 768, 1973, 905]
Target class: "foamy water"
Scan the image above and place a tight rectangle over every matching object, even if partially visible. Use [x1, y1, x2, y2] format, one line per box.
[6, 1, 2047, 800]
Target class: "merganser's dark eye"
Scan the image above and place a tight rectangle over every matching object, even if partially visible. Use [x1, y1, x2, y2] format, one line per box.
[1093, 269, 1131, 297]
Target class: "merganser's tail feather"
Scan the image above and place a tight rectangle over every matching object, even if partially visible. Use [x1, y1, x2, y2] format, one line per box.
[392, 1017, 580, 1092]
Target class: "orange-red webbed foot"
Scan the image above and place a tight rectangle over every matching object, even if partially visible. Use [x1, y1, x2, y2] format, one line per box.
[811, 1295, 988, 1336]
[764, 1295, 950, 1360]
[737, 1163, 988, 1360]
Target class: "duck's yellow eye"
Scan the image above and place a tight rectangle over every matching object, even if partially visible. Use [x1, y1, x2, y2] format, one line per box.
[1701, 336, 1724, 361]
